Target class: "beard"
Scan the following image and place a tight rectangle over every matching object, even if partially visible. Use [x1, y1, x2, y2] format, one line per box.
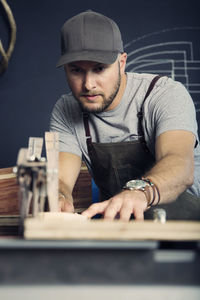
[71, 66, 121, 113]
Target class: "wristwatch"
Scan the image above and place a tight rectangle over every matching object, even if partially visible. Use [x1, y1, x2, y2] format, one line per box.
[123, 179, 152, 206]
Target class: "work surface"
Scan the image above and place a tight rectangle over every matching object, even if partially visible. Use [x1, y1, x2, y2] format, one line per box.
[0, 216, 200, 300]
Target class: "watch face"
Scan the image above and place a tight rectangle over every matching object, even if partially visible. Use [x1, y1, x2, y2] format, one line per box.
[126, 179, 147, 189]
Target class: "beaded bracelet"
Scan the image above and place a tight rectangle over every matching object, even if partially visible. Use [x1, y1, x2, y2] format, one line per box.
[142, 178, 155, 206]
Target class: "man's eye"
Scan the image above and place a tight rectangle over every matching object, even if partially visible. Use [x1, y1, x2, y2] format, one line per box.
[70, 68, 82, 73]
[94, 66, 105, 72]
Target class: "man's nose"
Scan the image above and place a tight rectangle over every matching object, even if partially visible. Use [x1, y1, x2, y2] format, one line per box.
[83, 72, 96, 91]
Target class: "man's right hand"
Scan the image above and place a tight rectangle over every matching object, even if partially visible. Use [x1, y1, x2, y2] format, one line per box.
[58, 193, 74, 212]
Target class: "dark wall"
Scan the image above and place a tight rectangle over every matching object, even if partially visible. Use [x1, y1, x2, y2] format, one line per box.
[0, 0, 200, 167]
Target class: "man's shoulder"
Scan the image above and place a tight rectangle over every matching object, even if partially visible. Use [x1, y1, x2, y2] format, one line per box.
[126, 72, 175, 103]
[127, 72, 192, 112]
[127, 72, 182, 89]
[128, 72, 156, 82]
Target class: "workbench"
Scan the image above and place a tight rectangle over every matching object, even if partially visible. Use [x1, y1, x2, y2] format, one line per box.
[0, 168, 200, 299]
[0, 216, 200, 300]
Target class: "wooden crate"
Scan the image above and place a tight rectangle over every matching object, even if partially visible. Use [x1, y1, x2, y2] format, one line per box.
[0, 168, 19, 215]
[0, 164, 92, 215]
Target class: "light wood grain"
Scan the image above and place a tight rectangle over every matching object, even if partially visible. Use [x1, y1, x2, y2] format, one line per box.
[45, 132, 59, 212]
[24, 212, 200, 241]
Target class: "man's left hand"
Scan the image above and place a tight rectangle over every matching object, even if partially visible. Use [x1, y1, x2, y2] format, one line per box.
[81, 190, 148, 221]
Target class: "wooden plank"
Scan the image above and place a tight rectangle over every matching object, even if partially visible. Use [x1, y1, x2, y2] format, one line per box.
[45, 132, 59, 212]
[24, 212, 200, 241]
[0, 173, 16, 180]
[0, 167, 16, 176]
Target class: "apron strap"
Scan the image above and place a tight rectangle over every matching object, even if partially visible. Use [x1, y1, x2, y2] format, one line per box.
[137, 75, 161, 152]
[83, 112, 93, 152]
[143, 75, 161, 102]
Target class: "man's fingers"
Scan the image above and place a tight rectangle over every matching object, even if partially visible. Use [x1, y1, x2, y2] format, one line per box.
[133, 208, 144, 220]
[103, 198, 122, 220]
[82, 191, 146, 221]
[119, 201, 133, 222]
[82, 200, 109, 218]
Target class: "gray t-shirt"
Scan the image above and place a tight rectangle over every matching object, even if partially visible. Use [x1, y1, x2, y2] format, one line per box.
[50, 72, 200, 196]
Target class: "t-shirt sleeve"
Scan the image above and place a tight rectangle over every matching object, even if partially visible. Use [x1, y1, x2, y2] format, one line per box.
[49, 96, 82, 157]
[149, 80, 198, 139]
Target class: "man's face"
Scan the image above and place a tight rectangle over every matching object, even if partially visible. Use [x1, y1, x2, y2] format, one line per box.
[64, 54, 127, 113]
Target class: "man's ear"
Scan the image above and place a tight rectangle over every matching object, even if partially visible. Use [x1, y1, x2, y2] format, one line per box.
[119, 52, 127, 73]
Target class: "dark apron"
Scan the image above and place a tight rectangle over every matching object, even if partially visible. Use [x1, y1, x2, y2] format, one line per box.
[83, 76, 200, 220]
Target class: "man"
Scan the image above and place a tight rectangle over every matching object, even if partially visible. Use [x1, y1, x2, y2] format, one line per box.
[50, 10, 200, 221]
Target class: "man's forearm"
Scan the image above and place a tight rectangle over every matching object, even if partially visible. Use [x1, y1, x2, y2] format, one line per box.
[144, 153, 194, 204]
[58, 179, 74, 212]
[59, 179, 74, 203]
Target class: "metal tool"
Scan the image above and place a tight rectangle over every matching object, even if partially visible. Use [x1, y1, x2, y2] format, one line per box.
[14, 133, 59, 233]
[153, 208, 166, 224]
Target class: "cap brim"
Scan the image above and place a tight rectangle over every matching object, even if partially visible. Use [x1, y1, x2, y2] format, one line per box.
[56, 50, 118, 67]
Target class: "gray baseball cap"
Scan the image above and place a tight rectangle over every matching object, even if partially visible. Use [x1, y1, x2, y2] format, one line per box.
[56, 10, 124, 67]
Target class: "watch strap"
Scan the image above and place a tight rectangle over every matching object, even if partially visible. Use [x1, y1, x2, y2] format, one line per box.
[142, 185, 152, 207]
